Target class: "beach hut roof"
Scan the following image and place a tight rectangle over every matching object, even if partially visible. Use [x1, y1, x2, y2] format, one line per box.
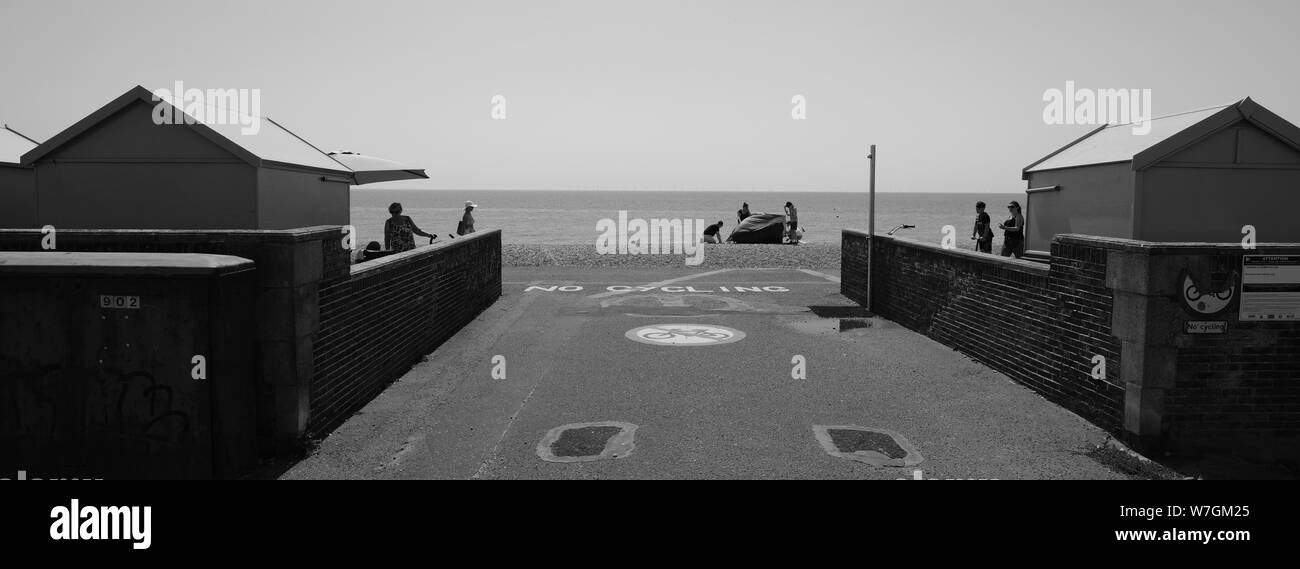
[1022, 97, 1300, 178]
[21, 85, 353, 175]
[326, 151, 429, 185]
[1, 124, 38, 165]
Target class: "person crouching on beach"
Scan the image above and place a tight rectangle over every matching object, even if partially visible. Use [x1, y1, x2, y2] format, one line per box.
[385, 202, 435, 252]
[998, 200, 1025, 258]
[702, 220, 724, 244]
[737, 202, 751, 223]
[971, 201, 993, 253]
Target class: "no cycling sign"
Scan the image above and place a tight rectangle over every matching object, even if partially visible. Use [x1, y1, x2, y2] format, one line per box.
[625, 324, 747, 346]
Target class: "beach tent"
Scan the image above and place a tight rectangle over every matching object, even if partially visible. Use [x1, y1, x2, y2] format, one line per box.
[0, 125, 38, 227]
[1022, 97, 1300, 253]
[726, 212, 786, 244]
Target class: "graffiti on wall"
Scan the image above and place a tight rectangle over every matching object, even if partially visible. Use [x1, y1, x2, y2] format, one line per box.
[0, 364, 193, 454]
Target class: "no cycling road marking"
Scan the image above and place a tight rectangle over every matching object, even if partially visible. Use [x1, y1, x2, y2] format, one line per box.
[524, 285, 791, 293]
[625, 323, 747, 346]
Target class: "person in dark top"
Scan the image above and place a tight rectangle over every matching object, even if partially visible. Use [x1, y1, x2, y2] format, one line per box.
[784, 201, 798, 243]
[971, 201, 993, 253]
[384, 202, 434, 252]
[737, 202, 751, 223]
[998, 201, 1026, 258]
[702, 220, 724, 244]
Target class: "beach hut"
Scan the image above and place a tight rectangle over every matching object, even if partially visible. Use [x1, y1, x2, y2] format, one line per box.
[0, 125, 38, 227]
[1021, 97, 1300, 254]
[18, 86, 427, 230]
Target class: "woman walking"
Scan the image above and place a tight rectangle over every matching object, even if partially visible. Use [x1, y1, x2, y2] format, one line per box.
[998, 200, 1026, 258]
[384, 202, 435, 252]
[458, 201, 478, 235]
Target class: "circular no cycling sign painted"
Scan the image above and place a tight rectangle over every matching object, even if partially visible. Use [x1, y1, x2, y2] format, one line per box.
[625, 323, 746, 346]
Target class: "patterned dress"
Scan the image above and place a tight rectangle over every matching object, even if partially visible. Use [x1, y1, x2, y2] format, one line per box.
[385, 215, 417, 252]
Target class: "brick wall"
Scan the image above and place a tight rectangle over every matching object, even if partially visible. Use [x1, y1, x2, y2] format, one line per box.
[842, 230, 1123, 431]
[1096, 237, 1300, 460]
[1167, 330, 1300, 457]
[309, 230, 502, 437]
[845, 229, 1300, 463]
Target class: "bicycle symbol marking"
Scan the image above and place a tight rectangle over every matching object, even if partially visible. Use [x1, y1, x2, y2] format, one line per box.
[625, 324, 746, 346]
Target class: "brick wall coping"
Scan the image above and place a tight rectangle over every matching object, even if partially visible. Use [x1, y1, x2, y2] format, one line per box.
[350, 229, 501, 279]
[0, 251, 255, 277]
[842, 228, 1049, 276]
[1056, 234, 1300, 255]
[0, 225, 342, 244]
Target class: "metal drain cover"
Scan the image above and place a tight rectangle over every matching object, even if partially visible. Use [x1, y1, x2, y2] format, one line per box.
[808, 305, 874, 318]
[812, 425, 923, 467]
[839, 319, 873, 332]
[537, 421, 638, 463]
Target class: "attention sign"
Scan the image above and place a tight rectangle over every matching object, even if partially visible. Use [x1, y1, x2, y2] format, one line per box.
[1240, 255, 1300, 321]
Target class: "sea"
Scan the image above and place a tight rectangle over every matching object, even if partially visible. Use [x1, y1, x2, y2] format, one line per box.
[350, 190, 1028, 251]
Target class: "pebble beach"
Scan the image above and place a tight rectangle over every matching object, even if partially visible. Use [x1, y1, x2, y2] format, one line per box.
[503, 242, 841, 269]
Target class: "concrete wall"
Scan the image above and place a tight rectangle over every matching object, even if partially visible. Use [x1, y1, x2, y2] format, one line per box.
[0, 166, 37, 228]
[1025, 162, 1135, 252]
[0, 226, 346, 455]
[0, 253, 258, 479]
[257, 166, 350, 230]
[0, 227, 503, 476]
[843, 229, 1300, 463]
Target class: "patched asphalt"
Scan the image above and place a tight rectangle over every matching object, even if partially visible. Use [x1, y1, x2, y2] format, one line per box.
[282, 267, 1126, 480]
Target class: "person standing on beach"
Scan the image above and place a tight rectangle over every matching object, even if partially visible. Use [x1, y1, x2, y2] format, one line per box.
[998, 201, 1026, 258]
[737, 202, 751, 224]
[458, 201, 477, 235]
[384, 202, 434, 252]
[784, 201, 798, 243]
[971, 201, 993, 253]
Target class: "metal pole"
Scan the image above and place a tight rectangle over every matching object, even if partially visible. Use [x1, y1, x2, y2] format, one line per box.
[867, 145, 876, 312]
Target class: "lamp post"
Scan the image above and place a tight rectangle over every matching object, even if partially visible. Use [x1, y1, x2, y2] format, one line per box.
[867, 144, 876, 312]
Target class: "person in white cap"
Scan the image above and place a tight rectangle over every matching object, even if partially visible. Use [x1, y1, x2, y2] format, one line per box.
[458, 201, 478, 236]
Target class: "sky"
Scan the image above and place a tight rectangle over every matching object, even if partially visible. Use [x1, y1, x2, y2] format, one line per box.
[1, 0, 1297, 192]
